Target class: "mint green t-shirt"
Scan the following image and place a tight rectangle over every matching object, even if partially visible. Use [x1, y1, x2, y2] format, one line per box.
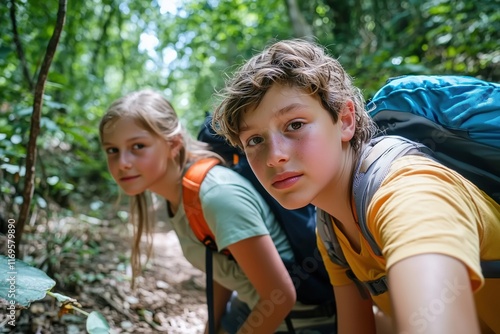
[170, 165, 294, 308]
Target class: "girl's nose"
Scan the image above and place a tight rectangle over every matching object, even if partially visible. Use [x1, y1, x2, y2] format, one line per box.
[118, 152, 133, 170]
[266, 134, 289, 167]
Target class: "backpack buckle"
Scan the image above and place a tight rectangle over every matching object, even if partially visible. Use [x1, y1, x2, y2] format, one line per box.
[364, 275, 389, 296]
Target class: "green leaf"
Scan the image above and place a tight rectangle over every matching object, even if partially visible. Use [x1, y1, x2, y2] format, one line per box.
[0, 164, 25, 175]
[86, 311, 110, 334]
[49, 292, 77, 303]
[15, 107, 33, 117]
[0, 46, 13, 59]
[0, 255, 56, 307]
[41, 117, 60, 131]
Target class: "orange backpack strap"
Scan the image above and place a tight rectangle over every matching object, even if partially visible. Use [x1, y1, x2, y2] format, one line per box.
[182, 158, 228, 254]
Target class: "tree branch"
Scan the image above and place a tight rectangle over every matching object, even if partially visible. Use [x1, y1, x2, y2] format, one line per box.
[16, 0, 68, 253]
[9, 0, 34, 91]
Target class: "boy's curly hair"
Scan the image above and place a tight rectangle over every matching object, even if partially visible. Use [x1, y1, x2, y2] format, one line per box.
[213, 39, 376, 152]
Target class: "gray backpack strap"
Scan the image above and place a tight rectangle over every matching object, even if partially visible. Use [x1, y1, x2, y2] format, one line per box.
[353, 135, 432, 256]
[317, 209, 348, 267]
[317, 209, 370, 299]
[317, 136, 432, 298]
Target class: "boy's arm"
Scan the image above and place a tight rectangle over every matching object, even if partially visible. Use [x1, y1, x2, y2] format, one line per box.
[334, 283, 376, 334]
[227, 235, 296, 334]
[316, 228, 376, 333]
[388, 253, 480, 334]
[204, 280, 233, 334]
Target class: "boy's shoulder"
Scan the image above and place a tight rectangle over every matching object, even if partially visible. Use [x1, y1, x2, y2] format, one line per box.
[387, 154, 460, 180]
[385, 154, 491, 198]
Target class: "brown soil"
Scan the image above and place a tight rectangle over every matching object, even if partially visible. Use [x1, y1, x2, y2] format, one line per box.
[0, 204, 208, 334]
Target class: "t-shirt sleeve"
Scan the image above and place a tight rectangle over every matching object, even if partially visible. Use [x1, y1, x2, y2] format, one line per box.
[367, 156, 484, 291]
[317, 231, 352, 286]
[199, 167, 270, 251]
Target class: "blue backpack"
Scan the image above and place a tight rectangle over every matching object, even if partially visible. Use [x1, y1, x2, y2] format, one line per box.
[318, 75, 500, 297]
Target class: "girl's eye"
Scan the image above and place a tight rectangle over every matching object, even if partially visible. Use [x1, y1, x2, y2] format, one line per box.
[287, 121, 303, 131]
[105, 147, 118, 154]
[132, 143, 145, 150]
[247, 136, 263, 147]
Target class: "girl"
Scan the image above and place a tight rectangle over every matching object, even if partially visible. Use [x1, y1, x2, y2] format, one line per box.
[99, 89, 335, 334]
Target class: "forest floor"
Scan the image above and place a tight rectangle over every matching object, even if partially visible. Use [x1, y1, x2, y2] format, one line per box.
[0, 203, 208, 334]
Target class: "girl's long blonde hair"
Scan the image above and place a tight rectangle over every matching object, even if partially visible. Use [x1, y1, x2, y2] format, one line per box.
[99, 89, 221, 286]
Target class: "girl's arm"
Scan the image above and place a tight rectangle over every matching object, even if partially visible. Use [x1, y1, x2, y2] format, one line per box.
[388, 253, 480, 334]
[334, 283, 376, 334]
[227, 235, 296, 333]
[204, 280, 233, 334]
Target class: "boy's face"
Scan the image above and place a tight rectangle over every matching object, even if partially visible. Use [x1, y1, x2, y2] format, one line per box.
[238, 84, 355, 209]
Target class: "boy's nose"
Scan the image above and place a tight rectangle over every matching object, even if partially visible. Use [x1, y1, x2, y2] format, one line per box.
[266, 135, 289, 167]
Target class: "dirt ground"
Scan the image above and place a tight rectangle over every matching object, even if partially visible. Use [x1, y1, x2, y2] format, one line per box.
[0, 207, 209, 334]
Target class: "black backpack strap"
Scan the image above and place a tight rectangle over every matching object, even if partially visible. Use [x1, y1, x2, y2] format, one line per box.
[287, 300, 337, 319]
[205, 247, 216, 334]
[480, 261, 500, 278]
[284, 316, 296, 334]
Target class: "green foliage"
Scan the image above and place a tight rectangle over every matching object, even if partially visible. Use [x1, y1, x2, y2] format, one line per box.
[306, 0, 499, 97]
[1, 0, 498, 222]
[0, 255, 110, 333]
[154, 0, 292, 130]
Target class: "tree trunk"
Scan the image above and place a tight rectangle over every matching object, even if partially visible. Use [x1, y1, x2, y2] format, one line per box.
[323, 0, 354, 43]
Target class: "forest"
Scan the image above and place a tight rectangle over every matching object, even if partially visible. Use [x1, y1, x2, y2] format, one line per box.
[0, 0, 499, 333]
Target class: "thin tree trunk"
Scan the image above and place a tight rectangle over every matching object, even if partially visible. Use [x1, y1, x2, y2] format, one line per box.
[284, 0, 314, 40]
[323, 0, 353, 44]
[90, 0, 117, 76]
[16, 0, 68, 255]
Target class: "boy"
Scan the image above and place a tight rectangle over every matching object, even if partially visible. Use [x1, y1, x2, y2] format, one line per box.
[212, 39, 500, 333]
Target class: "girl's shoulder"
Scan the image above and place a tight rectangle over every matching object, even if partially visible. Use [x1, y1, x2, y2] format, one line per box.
[204, 164, 254, 187]
[200, 165, 266, 206]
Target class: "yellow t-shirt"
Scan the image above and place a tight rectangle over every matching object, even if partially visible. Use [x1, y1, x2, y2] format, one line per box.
[318, 155, 500, 332]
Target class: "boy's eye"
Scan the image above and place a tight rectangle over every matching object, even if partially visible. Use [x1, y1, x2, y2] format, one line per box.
[287, 121, 303, 131]
[247, 136, 263, 147]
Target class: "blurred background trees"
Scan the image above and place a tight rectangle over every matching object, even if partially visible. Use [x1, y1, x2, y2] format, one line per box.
[1, 0, 499, 227]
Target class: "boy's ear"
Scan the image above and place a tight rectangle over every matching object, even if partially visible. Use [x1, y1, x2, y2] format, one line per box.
[340, 100, 356, 142]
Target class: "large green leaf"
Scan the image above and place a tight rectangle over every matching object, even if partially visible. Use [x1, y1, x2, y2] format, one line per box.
[86, 311, 111, 334]
[0, 255, 56, 307]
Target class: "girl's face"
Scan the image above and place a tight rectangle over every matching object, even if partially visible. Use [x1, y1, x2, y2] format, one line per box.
[238, 84, 355, 209]
[101, 117, 173, 196]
